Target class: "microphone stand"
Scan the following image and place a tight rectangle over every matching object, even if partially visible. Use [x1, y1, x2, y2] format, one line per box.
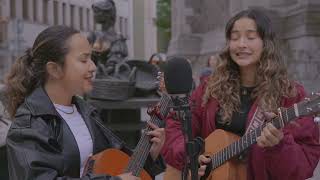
[171, 95, 204, 180]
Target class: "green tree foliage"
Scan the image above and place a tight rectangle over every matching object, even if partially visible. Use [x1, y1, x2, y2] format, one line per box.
[155, 0, 171, 51]
[155, 0, 171, 34]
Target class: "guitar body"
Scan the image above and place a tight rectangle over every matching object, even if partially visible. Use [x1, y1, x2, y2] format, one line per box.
[205, 129, 246, 180]
[85, 148, 152, 180]
[163, 129, 246, 180]
[163, 93, 320, 180]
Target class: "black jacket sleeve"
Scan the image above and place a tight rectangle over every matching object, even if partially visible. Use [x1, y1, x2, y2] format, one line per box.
[6, 114, 119, 180]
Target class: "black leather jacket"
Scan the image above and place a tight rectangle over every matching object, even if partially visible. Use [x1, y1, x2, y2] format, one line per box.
[6, 87, 165, 180]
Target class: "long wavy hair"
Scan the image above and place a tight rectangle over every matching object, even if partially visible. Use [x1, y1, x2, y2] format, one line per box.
[4, 26, 79, 118]
[203, 8, 296, 124]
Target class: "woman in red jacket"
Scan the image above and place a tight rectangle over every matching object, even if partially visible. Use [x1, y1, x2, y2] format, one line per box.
[161, 8, 320, 180]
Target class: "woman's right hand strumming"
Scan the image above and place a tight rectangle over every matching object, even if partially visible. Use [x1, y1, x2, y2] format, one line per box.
[198, 155, 211, 178]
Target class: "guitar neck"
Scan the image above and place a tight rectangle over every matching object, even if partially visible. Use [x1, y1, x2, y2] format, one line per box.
[125, 94, 172, 176]
[210, 105, 298, 170]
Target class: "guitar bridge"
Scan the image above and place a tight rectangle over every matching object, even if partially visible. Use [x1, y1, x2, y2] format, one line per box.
[82, 158, 95, 176]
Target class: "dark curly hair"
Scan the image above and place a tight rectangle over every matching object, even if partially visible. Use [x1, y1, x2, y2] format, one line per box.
[4, 25, 79, 118]
[203, 8, 296, 124]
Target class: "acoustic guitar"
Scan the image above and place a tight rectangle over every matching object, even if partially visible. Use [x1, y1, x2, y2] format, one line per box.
[164, 93, 320, 180]
[84, 93, 172, 179]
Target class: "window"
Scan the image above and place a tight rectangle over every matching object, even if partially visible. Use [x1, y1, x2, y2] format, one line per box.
[0, 56, 6, 80]
[62, 3, 66, 25]
[0, 11, 8, 45]
[79, 7, 83, 30]
[70, 4, 75, 28]
[124, 18, 128, 38]
[0, 21, 8, 44]
[10, 0, 16, 18]
[33, 0, 37, 22]
[119, 17, 128, 37]
[43, 0, 49, 24]
[119, 16, 123, 35]
[115, 16, 119, 33]
[22, 0, 29, 20]
[93, 13, 97, 31]
[53, 1, 58, 25]
[86, 8, 90, 31]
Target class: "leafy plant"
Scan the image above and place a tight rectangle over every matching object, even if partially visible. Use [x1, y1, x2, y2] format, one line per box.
[155, 0, 171, 51]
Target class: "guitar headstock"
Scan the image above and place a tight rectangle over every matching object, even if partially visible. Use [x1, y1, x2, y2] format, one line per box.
[298, 92, 320, 117]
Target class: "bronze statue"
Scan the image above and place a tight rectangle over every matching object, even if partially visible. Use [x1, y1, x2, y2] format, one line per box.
[88, 0, 159, 101]
[88, 0, 130, 79]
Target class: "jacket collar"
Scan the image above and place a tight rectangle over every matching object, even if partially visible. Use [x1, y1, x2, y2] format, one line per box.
[24, 86, 96, 118]
[24, 86, 58, 117]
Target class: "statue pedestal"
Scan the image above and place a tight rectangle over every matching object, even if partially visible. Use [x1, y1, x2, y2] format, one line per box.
[88, 95, 160, 148]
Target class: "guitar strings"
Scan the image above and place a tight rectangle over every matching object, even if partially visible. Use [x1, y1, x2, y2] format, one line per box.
[131, 94, 169, 175]
[127, 94, 170, 175]
[133, 95, 170, 174]
[136, 94, 171, 174]
[127, 97, 163, 173]
[211, 103, 299, 169]
[126, 96, 164, 173]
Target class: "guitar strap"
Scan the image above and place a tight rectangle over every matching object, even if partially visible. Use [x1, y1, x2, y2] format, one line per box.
[237, 107, 265, 162]
[245, 106, 265, 134]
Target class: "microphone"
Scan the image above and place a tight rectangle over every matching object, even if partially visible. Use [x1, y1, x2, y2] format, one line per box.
[163, 56, 193, 114]
[163, 56, 203, 180]
[164, 56, 193, 95]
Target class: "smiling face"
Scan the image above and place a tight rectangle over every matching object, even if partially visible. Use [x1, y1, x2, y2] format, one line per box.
[228, 17, 263, 70]
[60, 33, 96, 96]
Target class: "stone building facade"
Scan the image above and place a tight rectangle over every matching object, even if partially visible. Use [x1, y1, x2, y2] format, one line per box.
[0, 0, 96, 81]
[0, 0, 159, 82]
[168, 0, 320, 93]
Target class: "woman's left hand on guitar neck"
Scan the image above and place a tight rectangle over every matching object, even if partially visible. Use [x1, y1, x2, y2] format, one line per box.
[257, 112, 284, 148]
[146, 122, 166, 160]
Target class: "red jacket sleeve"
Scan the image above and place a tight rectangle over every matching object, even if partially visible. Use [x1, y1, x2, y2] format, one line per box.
[161, 80, 207, 170]
[263, 84, 320, 180]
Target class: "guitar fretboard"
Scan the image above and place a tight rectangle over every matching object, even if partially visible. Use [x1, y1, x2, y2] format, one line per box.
[125, 94, 172, 176]
[211, 105, 298, 170]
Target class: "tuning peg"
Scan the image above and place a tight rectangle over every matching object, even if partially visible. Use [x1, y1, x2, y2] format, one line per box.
[314, 117, 320, 123]
[304, 97, 311, 101]
[312, 92, 320, 96]
[307, 107, 313, 112]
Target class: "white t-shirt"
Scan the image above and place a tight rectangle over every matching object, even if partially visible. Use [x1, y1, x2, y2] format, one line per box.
[54, 104, 93, 176]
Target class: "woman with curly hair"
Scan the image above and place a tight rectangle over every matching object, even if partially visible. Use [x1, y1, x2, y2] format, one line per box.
[162, 8, 320, 180]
